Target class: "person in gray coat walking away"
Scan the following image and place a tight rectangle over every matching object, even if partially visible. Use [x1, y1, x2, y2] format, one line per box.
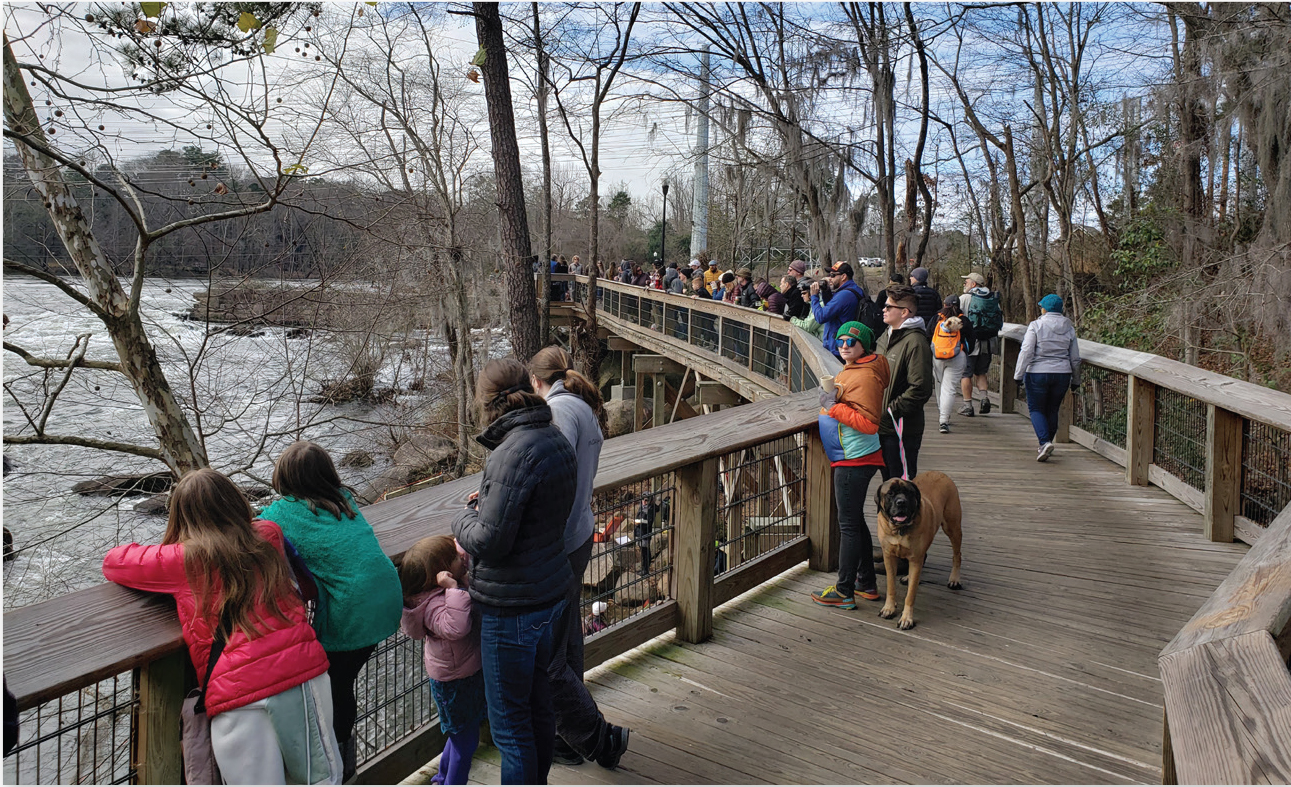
[527, 347, 630, 771]
[1015, 294, 1082, 462]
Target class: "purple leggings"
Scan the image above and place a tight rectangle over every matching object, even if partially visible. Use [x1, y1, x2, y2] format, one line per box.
[431, 726, 480, 785]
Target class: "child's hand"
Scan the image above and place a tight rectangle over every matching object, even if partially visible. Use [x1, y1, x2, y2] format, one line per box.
[436, 571, 458, 590]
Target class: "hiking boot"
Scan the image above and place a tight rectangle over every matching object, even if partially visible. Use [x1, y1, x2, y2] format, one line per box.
[553, 736, 585, 766]
[810, 585, 856, 609]
[979, 397, 992, 414]
[939, 423, 951, 434]
[1037, 442, 1055, 462]
[595, 725, 630, 770]
[958, 402, 975, 417]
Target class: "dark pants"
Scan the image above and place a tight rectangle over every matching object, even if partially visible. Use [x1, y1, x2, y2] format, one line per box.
[326, 643, 378, 746]
[835, 464, 881, 596]
[548, 538, 607, 756]
[480, 600, 565, 785]
[1024, 372, 1071, 445]
[880, 423, 923, 481]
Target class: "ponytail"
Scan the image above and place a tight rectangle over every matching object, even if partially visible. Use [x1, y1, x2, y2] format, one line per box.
[529, 346, 606, 432]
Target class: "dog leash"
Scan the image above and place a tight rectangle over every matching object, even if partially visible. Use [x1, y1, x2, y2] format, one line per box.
[887, 407, 910, 480]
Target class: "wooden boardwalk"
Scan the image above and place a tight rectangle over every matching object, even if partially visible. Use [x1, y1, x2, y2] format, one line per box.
[408, 401, 1249, 785]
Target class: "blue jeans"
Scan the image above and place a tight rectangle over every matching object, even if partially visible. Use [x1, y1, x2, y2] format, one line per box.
[479, 600, 565, 785]
[1024, 372, 1072, 445]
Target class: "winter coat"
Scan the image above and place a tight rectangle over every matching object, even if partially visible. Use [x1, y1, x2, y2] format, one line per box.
[819, 353, 891, 466]
[630, 272, 650, 287]
[782, 281, 810, 320]
[663, 267, 680, 289]
[102, 520, 329, 717]
[668, 275, 686, 295]
[736, 282, 761, 309]
[259, 491, 402, 652]
[401, 588, 481, 682]
[912, 284, 943, 336]
[1016, 312, 1082, 383]
[545, 380, 604, 554]
[876, 320, 934, 437]
[755, 281, 786, 314]
[452, 406, 576, 616]
[810, 279, 866, 357]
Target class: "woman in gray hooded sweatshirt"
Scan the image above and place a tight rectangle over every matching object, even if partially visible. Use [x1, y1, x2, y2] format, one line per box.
[1015, 293, 1082, 462]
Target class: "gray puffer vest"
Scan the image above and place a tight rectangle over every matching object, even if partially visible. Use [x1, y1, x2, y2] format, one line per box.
[452, 406, 576, 616]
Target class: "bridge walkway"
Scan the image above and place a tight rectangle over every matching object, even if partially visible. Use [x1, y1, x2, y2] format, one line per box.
[421, 397, 1246, 785]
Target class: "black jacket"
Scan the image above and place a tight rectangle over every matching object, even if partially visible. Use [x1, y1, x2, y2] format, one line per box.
[912, 284, 942, 336]
[453, 406, 576, 615]
[782, 281, 809, 319]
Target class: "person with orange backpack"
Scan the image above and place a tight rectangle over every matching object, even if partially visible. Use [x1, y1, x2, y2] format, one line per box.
[930, 297, 976, 434]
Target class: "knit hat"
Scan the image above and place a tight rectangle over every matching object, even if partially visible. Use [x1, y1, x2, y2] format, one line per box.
[591, 601, 608, 616]
[835, 321, 875, 352]
[788, 259, 807, 276]
[1039, 293, 1064, 314]
[961, 272, 985, 286]
[911, 267, 930, 283]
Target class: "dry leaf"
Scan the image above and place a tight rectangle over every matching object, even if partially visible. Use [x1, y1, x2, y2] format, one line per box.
[466, 69, 480, 83]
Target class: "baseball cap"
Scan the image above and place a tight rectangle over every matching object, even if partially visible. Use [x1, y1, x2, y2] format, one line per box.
[835, 321, 875, 352]
[911, 267, 930, 283]
[961, 272, 986, 286]
[736, 267, 753, 279]
[829, 261, 854, 278]
[690, 259, 700, 268]
[708, 259, 717, 266]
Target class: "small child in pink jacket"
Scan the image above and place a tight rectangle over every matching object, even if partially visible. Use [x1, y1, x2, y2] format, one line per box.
[398, 535, 486, 785]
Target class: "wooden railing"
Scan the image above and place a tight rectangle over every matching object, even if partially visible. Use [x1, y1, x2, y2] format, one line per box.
[992, 324, 1291, 783]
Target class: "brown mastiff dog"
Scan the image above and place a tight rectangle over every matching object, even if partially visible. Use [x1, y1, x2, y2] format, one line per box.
[874, 471, 964, 630]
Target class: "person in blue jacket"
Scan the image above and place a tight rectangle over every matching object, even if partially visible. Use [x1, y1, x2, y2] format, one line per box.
[810, 261, 867, 359]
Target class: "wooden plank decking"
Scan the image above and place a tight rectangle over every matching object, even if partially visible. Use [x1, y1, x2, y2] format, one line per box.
[409, 401, 1249, 785]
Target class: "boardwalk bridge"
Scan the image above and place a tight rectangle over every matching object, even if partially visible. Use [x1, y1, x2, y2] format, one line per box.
[5, 274, 1291, 784]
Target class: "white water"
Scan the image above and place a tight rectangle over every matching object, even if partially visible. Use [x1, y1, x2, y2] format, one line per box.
[2, 277, 486, 609]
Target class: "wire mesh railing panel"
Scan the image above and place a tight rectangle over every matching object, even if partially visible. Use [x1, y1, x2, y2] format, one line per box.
[716, 435, 807, 576]
[690, 311, 719, 353]
[1153, 387, 1207, 490]
[751, 328, 789, 387]
[619, 293, 639, 326]
[721, 320, 750, 366]
[2, 674, 136, 785]
[1241, 420, 1291, 527]
[664, 304, 689, 342]
[641, 298, 662, 331]
[1073, 367, 1129, 448]
[353, 632, 435, 769]
[572, 280, 587, 304]
[584, 477, 677, 633]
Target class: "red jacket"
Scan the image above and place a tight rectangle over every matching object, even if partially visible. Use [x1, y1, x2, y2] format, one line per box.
[102, 520, 329, 716]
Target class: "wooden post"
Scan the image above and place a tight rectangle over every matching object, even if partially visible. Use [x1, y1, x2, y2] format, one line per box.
[804, 429, 838, 572]
[133, 651, 186, 785]
[674, 456, 719, 643]
[652, 373, 667, 430]
[1161, 708, 1177, 785]
[1056, 389, 1073, 443]
[999, 336, 1020, 413]
[1203, 404, 1242, 543]
[1126, 375, 1156, 486]
[634, 369, 645, 432]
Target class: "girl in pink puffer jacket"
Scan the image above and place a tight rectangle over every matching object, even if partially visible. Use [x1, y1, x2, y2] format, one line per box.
[398, 535, 486, 785]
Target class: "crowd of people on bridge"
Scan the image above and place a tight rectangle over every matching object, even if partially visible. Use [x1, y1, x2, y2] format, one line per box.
[100, 348, 626, 785]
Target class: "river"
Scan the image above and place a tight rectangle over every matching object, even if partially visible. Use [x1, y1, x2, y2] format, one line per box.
[2, 277, 477, 610]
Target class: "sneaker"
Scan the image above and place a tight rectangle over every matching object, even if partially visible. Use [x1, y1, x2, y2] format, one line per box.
[595, 725, 630, 770]
[939, 423, 951, 434]
[553, 736, 585, 766]
[810, 585, 857, 609]
[980, 397, 992, 414]
[958, 403, 975, 417]
[856, 589, 881, 601]
[1037, 442, 1054, 462]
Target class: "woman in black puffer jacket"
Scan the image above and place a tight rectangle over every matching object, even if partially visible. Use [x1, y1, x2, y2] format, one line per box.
[452, 359, 577, 785]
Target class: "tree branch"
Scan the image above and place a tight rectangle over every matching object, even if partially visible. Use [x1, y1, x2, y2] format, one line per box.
[2, 260, 109, 320]
[3, 434, 164, 461]
[3, 341, 122, 372]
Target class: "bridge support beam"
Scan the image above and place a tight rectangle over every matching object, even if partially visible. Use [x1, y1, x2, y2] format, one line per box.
[1203, 404, 1242, 543]
[134, 650, 186, 785]
[696, 381, 742, 407]
[1126, 375, 1156, 486]
[804, 430, 839, 572]
[675, 457, 719, 643]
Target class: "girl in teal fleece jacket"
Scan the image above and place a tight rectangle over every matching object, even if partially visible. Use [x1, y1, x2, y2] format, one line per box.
[261, 441, 403, 780]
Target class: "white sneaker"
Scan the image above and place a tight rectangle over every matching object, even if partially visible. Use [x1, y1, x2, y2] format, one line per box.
[1037, 442, 1055, 462]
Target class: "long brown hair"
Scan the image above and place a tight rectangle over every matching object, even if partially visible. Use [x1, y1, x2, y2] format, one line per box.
[395, 535, 458, 606]
[272, 441, 357, 519]
[163, 468, 296, 640]
[476, 358, 546, 426]
[528, 346, 606, 432]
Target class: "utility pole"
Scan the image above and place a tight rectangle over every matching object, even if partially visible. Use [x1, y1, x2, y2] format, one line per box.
[690, 47, 710, 259]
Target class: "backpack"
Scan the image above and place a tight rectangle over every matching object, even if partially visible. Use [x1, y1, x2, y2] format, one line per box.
[932, 318, 962, 360]
[967, 292, 1003, 339]
[855, 291, 886, 336]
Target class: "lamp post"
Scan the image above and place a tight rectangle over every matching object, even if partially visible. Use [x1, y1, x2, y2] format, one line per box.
[661, 181, 669, 269]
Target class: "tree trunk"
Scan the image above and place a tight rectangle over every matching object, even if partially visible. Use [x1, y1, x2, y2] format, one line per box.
[3, 35, 206, 476]
[533, 3, 552, 344]
[474, 3, 540, 361]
